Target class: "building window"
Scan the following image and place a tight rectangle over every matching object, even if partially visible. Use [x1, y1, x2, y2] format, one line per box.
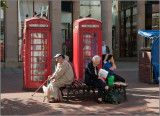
[1, 9, 5, 62]
[61, 2, 73, 61]
[18, 0, 49, 62]
[119, 1, 137, 57]
[145, 2, 159, 48]
[80, 1, 101, 21]
[152, 4, 159, 30]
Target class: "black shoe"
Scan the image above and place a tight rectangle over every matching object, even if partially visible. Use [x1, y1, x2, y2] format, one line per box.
[97, 100, 106, 104]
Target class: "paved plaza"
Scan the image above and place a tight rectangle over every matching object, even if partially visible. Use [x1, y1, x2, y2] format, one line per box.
[1, 62, 159, 115]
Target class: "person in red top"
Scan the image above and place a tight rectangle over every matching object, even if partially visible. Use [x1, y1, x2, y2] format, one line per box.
[64, 55, 76, 79]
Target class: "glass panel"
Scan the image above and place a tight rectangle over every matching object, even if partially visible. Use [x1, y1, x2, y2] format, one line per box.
[80, 1, 101, 21]
[83, 45, 91, 50]
[45, 39, 47, 44]
[121, 1, 125, 10]
[152, 4, 159, 30]
[32, 69, 44, 75]
[125, 1, 131, 8]
[133, 15, 137, 28]
[91, 45, 97, 50]
[120, 11, 124, 18]
[84, 39, 91, 44]
[126, 9, 130, 17]
[18, 0, 33, 62]
[32, 76, 44, 81]
[83, 51, 91, 56]
[31, 51, 44, 56]
[133, 7, 137, 15]
[126, 9, 131, 28]
[31, 45, 44, 50]
[91, 51, 97, 56]
[131, 1, 137, 6]
[125, 29, 130, 57]
[31, 57, 46, 62]
[31, 39, 42, 44]
[34, 1, 49, 18]
[31, 63, 44, 69]
[31, 33, 47, 39]
[61, 2, 72, 56]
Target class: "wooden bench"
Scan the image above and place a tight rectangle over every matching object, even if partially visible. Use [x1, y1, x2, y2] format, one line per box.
[60, 79, 128, 102]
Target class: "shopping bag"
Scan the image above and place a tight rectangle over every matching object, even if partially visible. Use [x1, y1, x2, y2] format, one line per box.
[108, 75, 114, 85]
[104, 89, 121, 104]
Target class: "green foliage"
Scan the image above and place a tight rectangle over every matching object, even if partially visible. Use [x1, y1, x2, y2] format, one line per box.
[1, 0, 8, 9]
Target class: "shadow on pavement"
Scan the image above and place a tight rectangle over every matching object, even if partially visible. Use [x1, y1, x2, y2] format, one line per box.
[1, 98, 52, 115]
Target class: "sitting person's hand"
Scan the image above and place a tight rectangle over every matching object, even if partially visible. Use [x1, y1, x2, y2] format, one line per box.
[48, 75, 53, 80]
[98, 76, 106, 83]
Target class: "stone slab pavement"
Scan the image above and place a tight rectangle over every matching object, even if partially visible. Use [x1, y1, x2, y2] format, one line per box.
[1, 62, 159, 115]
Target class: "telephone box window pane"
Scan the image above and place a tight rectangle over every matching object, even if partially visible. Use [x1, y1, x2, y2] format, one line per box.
[31, 45, 44, 50]
[83, 45, 91, 50]
[42, 57, 47, 62]
[32, 76, 44, 81]
[31, 39, 43, 44]
[83, 51, 91, 56]
[91, 45, 97, 50]
[32, 69, 44, 75]
[45, 39, 47, 44]
[31, 57, 45, 62]
[84, 39, 91, 44]
[91, 39, 97, 44]
[31, 57, 39, 62]
[31, 51, 44, 56]
[31, 63, 44, 69]
[91, 51, 97, 56]
[31, 33, 45, 38]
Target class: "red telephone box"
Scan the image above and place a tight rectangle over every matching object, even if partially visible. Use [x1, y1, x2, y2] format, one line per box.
[23, 17, 52, 89]
[73, 18, 102, 80]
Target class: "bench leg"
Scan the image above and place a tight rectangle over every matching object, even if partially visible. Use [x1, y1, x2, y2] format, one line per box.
[66, 89, 70, 103]
[93, 88, 95, 95]
[123, 87, 127, 101]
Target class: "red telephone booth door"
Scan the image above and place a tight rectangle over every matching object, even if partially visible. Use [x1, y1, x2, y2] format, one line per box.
[27, 31, 50, 88]
[73, 18, 102, 80]
[23, 19, 52, 89]
[80, 31, 102, 79]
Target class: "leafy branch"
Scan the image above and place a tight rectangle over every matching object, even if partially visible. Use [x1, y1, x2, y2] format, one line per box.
[1, 0, 8, 9]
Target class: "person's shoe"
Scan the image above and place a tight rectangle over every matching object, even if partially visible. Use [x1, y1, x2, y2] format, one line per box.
[97, 100, 106, 104]
[49, 98, 60, 103]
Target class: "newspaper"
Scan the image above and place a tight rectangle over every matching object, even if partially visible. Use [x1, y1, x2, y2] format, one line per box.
[98, 69, 108, 78]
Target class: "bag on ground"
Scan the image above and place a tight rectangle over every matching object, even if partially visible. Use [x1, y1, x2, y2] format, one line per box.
[104, 89, 121, 104]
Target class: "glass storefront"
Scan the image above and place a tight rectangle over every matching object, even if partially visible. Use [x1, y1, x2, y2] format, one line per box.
[18, 0, 49, 61]
[61, 1, 73, 61]
[119, 1, 137, 57]
[1, 9, 5, 62]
